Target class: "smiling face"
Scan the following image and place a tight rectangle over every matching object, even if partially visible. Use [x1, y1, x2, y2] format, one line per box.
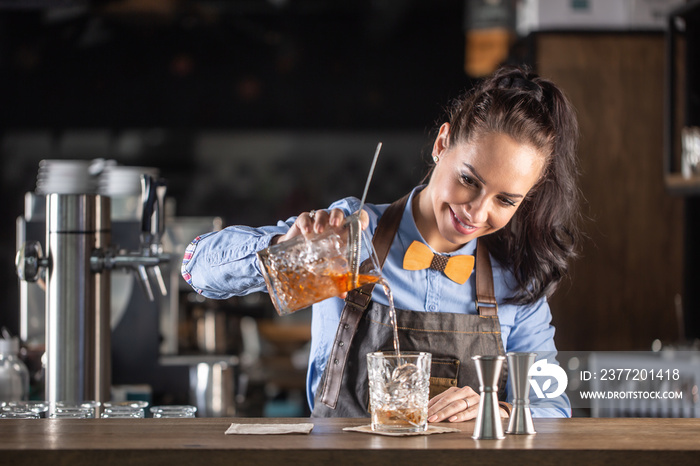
[414, 123, 546, 253]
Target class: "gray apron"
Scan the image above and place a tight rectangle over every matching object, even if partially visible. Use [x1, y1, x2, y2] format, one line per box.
[312, 194, 508, 417]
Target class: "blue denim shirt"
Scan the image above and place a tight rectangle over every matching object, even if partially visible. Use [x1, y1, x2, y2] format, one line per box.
[182, 186, 571, 417]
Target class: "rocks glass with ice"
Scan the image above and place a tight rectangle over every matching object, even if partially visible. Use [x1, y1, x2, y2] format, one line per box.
[257, 211, 382, 316]
[367, 351, 432, 433]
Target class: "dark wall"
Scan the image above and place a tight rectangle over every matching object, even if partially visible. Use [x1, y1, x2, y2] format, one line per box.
[0, 1, 471, 336]
[0, 1, 470, 129]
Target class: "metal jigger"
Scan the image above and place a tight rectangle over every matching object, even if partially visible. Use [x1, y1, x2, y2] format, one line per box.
[505, 352, 537, 435]
[472, 355, 506, 440]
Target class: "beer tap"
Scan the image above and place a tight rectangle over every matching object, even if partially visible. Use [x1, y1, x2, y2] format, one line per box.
[139, 174, 169, 299]
[91, 175, 170, 302]
[15, 174, 171, 408]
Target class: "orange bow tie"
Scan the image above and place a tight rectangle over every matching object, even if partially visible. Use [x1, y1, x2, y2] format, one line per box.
[403, 241, 474, 285]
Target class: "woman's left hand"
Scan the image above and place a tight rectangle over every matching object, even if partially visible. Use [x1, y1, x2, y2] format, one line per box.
[427, 386, 509, 423]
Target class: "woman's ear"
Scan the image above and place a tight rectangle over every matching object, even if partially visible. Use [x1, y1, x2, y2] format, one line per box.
[432, 123, 451, 161]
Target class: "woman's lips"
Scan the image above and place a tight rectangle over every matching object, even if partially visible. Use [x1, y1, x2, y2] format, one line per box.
[449, 207, 478, 235]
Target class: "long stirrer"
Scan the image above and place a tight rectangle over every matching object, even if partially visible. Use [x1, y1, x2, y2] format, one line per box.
[358, 142, 382, 213]
[351, 142, 382, 287]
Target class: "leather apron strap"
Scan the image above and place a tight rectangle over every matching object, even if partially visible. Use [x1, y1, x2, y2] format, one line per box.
[475, 238, 498, 317]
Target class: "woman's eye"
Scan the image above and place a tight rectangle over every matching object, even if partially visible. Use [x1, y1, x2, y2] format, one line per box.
[498, 197, 516, 207]
[460, 174, 477, 187]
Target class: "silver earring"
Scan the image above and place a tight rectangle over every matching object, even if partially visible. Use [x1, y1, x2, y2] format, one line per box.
[432, 155, 439, 163]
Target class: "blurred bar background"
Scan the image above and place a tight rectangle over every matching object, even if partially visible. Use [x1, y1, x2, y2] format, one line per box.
[0, 0, 698, 417]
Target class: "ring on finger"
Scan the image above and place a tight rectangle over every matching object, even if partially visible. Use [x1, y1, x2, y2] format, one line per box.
[308, 210, 316, 219]
[465, 398, 470, 410]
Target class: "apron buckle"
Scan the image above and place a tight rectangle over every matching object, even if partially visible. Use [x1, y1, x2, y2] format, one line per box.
[344, 285, 374, 310]
[475, 301, 498, 316]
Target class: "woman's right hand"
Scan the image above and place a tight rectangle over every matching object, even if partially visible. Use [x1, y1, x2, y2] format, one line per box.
[427, 386, 481, 423]
[271, 208, 369, 245]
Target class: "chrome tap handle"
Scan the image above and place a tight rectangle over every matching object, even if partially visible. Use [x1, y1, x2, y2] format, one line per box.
[140, 174, 167, 253]
[134, 262, 168, 301]
[135, 264, 155, 302]
[155, 184, 166, 238]
[140, 174, 156, 240]
[148, 265, 168, 297]
[133, 174, 169, 301]
[16, 241, 49, 282]
[91, 251, 168, 302]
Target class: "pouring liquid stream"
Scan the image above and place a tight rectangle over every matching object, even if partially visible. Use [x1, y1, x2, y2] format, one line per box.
[375, 279, 431, 429]
[378, 277, 401, 358]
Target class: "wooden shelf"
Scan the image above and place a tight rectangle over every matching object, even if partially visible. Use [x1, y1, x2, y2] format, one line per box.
[665, 173, 700, 195]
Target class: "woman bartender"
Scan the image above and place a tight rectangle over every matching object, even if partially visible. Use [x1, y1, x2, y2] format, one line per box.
[181, 65, 580, 421]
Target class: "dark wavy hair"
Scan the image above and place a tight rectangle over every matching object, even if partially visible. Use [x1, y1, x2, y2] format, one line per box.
[438, 65, 581, 304]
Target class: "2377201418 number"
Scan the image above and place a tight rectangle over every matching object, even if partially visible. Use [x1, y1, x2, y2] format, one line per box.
[599, 368, 680, 381]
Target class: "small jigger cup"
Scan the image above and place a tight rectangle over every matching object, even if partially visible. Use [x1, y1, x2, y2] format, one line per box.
[472, 355, 506, 440]
[505, 352, 537, 435]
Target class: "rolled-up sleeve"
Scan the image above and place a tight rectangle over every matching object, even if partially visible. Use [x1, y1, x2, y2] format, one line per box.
[181, 222, 292, 299]
[181, 196, 362, 300]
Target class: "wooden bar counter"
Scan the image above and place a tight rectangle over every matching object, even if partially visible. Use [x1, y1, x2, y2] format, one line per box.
[2, 417, 699, 465]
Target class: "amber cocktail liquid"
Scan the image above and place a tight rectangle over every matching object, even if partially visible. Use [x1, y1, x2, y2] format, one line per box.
[267, 270, 381, 315]
[257, 212, 382, 316]
[367, 352, 431, 433]
[371, 407, 428, 431]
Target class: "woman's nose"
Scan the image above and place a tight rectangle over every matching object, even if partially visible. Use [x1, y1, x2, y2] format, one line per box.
[467, 197, 489, 224]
